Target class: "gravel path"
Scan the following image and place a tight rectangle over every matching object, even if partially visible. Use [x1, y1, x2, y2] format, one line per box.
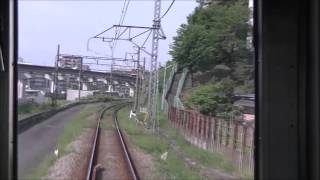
[18, 104, 92, 178]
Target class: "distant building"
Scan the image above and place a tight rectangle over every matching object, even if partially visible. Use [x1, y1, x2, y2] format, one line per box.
[82, 64, 90, 71]
[18, 57, 32, 65]
[59, 55, 90, 71]
[18, 63, 136, 100]
[234, 94, 255, 122]
[112, 69, 137, 77]
[23, 89, 46, 104]
[234, 99, 254, 115]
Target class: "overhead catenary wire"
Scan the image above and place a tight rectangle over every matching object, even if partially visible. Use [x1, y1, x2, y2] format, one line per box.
[120, 0, 131, 25]
[112, 0, 131, 55]
[110, 0, 132, 89]
[88, 0, 167, 119]
[159, 0, 176, 20]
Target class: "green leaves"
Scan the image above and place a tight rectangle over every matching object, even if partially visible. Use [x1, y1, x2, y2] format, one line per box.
[186, 81, 234, 115]
[171, 0, 254, 115]
[170, 1, 251, 71]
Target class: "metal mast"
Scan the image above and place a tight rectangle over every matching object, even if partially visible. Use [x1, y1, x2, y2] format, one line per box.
[140, 57, 146, 108]
[88, 0, 165, 123]
[52, 44, 60, 107]
[134, 47, 141, 112]
[78, 58, 83, 101]
[147, 0, 162, 127]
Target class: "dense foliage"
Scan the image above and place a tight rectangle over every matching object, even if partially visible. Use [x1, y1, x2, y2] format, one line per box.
[170, 0, 253, 115]
[186, 80, 234, 115]
[18, 101, 51, 115]
[170, 0, 251, 71]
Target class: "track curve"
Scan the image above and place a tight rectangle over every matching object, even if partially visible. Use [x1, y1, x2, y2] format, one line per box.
[86, 103, 139, 180]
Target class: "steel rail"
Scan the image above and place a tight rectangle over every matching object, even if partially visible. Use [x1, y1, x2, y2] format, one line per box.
[86, 102, 139, 180]
[113, 106, 140, 180]
[85, 104, 122, 180]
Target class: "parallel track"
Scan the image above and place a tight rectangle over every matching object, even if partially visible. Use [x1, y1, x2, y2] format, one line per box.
[86, 103, 139, 180]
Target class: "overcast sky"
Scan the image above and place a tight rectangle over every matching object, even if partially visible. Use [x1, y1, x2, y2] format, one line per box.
[18, 0, 197, 70]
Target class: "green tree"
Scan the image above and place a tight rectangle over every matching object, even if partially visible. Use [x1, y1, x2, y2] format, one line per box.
[170, 0, 254, 115]
[170, 1, 250, 72]
[186, 80, 234, 115]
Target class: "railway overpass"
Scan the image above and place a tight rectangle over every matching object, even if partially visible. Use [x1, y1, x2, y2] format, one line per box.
[18, 63, 136, 99]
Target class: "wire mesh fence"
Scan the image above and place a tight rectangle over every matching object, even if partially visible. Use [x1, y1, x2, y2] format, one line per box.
[168, 106, 254, 175]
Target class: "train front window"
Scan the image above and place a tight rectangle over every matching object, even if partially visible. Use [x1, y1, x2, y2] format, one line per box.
[18, 0, 255, 179]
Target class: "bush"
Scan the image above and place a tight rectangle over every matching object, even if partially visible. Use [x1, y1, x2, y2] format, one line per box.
[18, 101, 52, 115]
[186, 80, 234, 115]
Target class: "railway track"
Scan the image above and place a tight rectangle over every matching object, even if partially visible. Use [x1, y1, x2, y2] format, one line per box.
[86, 103, 139, 180]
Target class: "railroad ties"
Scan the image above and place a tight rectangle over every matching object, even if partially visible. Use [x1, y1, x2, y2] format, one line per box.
[86, 103, 139, 180]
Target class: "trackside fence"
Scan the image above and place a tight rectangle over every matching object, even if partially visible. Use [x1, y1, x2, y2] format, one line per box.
[168, 106, 254, 175]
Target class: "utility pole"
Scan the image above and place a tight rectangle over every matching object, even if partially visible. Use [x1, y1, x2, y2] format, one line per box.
[147, 0, 162, 129]
[52, 44, 60, 107]
[110, 58, 114, 93]
[152, 62, 160, 133]
[88, 0, 166, 122]
[78, 58, 83, 101]
[141, 58, 145, 106]
[139, 57, 146, 108]
[134, 47, 141, 112]
[161, 65, 167, 110]
[105, 63, 110, 94]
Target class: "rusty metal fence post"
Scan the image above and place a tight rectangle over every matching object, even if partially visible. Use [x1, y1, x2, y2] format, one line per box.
[187, 111, 191, 138]
[165, 105, 254, 174]
[195, 113, 200, 146]
[238, 125, 247, 171]
[210, 116, 215, 152]
[206, 116, 209, 149]
[192, 113, 196, 145]
[213, 118, 218, 152]
[232, 122, 239, 163]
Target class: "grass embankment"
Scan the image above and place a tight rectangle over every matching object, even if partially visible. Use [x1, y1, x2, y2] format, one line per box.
[117, 106, 240, 179]
[18, 99, 70, 120]
[27, 103, 105, 179]
[18, 95, 118, 121]
[117, 107, 200, 179]
[158, 111, 237, 175]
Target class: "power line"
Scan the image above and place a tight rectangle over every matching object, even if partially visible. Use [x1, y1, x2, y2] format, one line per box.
[112, 0, 131, 55]
[120, 0, 131, 25]
[160, 0, 176, 20]
[110, 0, 131, 92]
[89, 0, 166, 123]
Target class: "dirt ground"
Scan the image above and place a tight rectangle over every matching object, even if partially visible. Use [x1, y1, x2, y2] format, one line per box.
[129, 148, 157, 180]
[160, 129, 239, 180]
[45, 128, 94, 180]
[96, 115, 131, 180]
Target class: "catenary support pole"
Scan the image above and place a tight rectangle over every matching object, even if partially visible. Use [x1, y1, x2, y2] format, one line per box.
[147, 0, 162, 129]
[78, 57, 83, 101]
[134, 47, 141, 112]
[53, 44, 60, 106]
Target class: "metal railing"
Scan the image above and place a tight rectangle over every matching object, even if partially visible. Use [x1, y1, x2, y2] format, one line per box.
[174, 67, 188, 109]
[161, 63, 177, 112]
